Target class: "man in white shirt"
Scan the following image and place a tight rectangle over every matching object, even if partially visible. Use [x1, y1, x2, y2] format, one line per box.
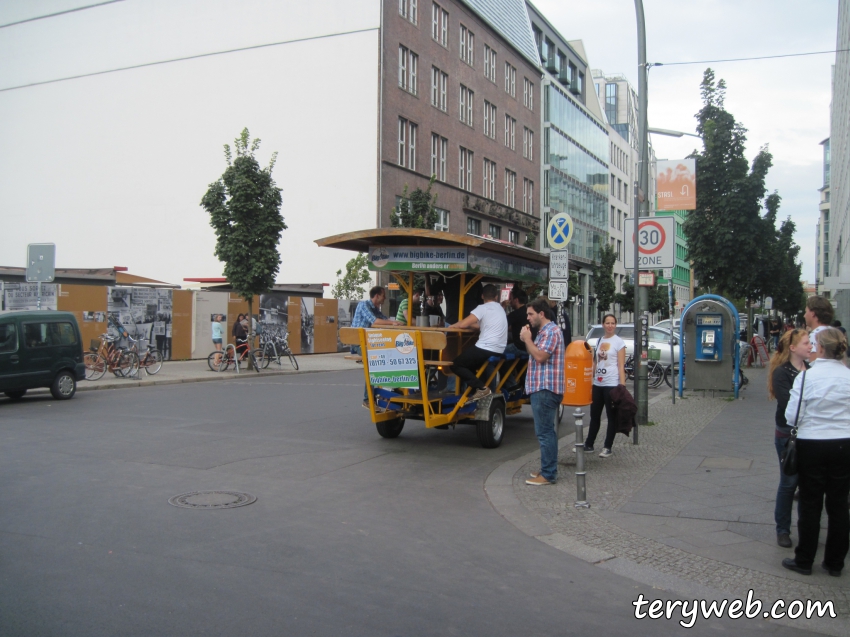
[805, 295, 834, 363]
[451, 284, 508, 401]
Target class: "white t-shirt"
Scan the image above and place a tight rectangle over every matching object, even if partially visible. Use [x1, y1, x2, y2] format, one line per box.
[594, 335, 625, 387]
[471, 301, 508, 353]
[810, 325, 827, 354]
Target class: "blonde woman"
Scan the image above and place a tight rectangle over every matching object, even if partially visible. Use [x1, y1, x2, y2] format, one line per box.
[767, 329, 810, 548]
[585, 314, 627, 458]
[782, 328, 850, 576]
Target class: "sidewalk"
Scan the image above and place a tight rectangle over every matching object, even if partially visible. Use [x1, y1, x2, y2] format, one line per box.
[486, 367, 849, 635]
[67, 352, 361, 393]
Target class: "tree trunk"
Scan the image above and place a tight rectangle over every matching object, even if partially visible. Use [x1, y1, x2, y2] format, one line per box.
[247, 296, 254, 370]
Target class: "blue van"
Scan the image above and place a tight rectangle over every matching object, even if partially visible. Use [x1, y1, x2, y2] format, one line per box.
[0, 311, 86, 401]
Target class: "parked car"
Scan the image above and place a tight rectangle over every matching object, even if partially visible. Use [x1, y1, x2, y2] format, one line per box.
[653, 318, 681, 335]
[0, 311, 86, 401]
[584, 323, 681, 366]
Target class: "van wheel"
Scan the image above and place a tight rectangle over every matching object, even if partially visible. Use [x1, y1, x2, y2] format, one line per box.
[5, 390, 26, 401]
[476, 399, 505, 448]
[51, 371, 77, 400]
[376, 417, 404, 439]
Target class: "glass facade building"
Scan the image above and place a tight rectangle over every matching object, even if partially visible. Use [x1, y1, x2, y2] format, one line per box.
[543, 82, 609, 263]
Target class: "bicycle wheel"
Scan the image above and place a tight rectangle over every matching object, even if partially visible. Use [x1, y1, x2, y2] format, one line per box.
[208, 352, 224, 371]
[255, 347, 271, 369]
[118, 351, 140, 378]
[647, 361, 664, 388]
[144, 349, 163, 375]
[84, 352, 107, 381]
[664, 365, 680, 389]
[250, 351, 261, 373]
[218, 354, 234, 372]
[287, 351, 299, 371]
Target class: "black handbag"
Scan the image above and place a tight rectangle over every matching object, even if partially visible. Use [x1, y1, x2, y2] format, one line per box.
[781, 371, 807, 477]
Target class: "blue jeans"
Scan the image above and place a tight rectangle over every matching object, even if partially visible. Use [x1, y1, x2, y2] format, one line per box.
[774, 436, 799, 536]
[531, 390, 562, 482]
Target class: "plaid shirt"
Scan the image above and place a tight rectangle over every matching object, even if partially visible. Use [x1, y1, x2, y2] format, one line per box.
[525, 321, 564, 395]
[352, 299, 387, 328]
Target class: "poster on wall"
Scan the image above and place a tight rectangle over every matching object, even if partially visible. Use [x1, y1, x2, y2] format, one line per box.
[1, 283, 57, 311]
[258, 292, 290, 341]
[107, 287, 173, 360]
[300, 297, 315, 354]
[337, 300, 359, 352]
[83, 311, 106, 322]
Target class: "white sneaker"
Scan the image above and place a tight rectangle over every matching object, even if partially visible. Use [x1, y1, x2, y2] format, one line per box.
[599, 448, 613, 458]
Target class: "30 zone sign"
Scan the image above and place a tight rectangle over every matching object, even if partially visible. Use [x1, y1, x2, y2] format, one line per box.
[624, 217, 676, 269]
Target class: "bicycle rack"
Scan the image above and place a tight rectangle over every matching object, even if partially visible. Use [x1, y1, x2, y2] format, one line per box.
[223, 343, 239, 374]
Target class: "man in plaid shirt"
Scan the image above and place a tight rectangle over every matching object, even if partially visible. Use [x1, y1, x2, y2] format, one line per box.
[520, 298, 565, 485]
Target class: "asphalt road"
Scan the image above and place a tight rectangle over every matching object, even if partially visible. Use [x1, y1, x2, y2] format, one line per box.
[0, 371, 814, 636]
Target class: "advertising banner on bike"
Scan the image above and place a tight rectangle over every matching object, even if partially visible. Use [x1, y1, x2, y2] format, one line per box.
[364, 329, 419, 388]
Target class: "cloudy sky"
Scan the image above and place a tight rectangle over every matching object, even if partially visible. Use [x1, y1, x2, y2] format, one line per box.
[0, 0, 840, 287]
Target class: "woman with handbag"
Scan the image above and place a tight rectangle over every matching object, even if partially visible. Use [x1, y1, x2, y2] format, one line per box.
[767, 328, 810, 548]
[781, 328, 850, 576]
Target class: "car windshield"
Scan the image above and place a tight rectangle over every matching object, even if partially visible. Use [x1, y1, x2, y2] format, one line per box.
[587, 327, 604, 340]
[617, 326, 634, 339]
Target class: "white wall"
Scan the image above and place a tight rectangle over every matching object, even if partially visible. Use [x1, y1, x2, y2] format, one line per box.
[0, 0, 381, 290]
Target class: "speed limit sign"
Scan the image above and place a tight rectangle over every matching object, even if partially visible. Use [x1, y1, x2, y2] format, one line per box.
[624, 217, 676, 269]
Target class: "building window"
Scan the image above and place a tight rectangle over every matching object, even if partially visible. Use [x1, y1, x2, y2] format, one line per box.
[467, 217, 481, 235]
[488, 223, 501, 239]
[523, 77, 534, 110]
[509, 230, 519, 244]
[617, 239, 622, 261]
[522, 127, 533, 160]
[504, 62, 516, 97]
[484, 45, 496, 82]
[577, 71, 584, 94]
[504, 169, 516, 207]
[605, 83, 618, 124]
[434, 207, 449, 232]
[483, 158, 496, 199]
[399, 0, 417, 24]
[459, 146, 473, 191]
[430, 66, 447, 111]
[459, 84, 474, 126]
[523, 178, 534, 214]
[398, 117, 417, 170]
[460, 25, 474, 64]
[623, 183, 628, 203]
[432, 2, 448, 46]
[504, 114, 515, 150]
[398, 45, 418, 95]
[484, 101, 496, 139]
[430, 133, 447, 181]
[610, 205, 615, 227]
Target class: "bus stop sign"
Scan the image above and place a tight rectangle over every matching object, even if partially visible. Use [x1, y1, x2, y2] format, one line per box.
[26, 243, 56, 282]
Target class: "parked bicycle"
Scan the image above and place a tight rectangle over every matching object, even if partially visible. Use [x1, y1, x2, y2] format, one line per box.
[127, 335, 163, 376]
[84, 334, 139, 380]
[256, 332, 299, 371]
[207, 340, 260, 373]
[624, 353, 665, 388]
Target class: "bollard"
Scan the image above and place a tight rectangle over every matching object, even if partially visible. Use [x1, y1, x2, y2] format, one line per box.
[573, 408, 590, 509]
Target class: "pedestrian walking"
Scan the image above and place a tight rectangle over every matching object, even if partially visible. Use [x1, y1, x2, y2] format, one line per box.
[781, 328, 850, 576]
[584, 314, 627, 458]
[521, 298, 565, 486]
[769, 318, 781, 352]
[767, 328, 810, 548]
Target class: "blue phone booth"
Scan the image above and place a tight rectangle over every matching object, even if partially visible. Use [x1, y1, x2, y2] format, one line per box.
[679, 296, 740, 398]
[695, 314, 723, 362]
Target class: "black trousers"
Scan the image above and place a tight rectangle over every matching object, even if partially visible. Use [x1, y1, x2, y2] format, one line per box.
[795, 438, 850, 571]
[453, 346, 500, 391]
[586, 385, 616, 450]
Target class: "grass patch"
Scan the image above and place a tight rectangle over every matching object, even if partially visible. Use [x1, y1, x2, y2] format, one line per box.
[644, 421, 657, 427]
[724, 397, 736, 402]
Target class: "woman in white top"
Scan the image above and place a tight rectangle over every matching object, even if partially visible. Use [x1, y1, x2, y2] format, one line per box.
[781, 328, 850, 577]
[584, 314, 627, 458]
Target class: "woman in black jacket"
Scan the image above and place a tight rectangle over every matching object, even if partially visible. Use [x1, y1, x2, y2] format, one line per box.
[767, 328, 811, 548]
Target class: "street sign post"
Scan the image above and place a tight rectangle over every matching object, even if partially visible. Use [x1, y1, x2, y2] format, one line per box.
[624, 217, 676, 270]
[548, 279, 568, 301]
[549, 250, 569, 279]
[26, 243, 56, 311]
[546, 213, 574, 250]
[638, 271, 656, 287]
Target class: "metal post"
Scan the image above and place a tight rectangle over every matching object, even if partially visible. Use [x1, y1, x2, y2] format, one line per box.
[37, 281, 42, 310]
[633, 0, 649, 427]
[669, 278, 675, 404]
[573, 408, 590, 509]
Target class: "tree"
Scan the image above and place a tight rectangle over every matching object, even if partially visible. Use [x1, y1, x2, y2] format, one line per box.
[684, 69, 773, 302]
[614, 278, 673, 317]
[391, 177, 439, 228]
[759, 193, 805, 317]
[201, 128, 285, 367]
[592, 243, 617, 315]
[331, 253, 371, 300]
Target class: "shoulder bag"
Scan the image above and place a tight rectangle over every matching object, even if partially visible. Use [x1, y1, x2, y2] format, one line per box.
[781, 370, 807, 477]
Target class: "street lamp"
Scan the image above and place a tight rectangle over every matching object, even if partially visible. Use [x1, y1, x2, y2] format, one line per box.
[647, 127, 702, 139]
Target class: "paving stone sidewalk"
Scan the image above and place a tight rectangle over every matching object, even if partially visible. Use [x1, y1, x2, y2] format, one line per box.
[488, 368, 849, 636]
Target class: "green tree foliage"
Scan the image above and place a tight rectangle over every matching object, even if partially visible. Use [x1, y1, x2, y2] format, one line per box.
[568, 271, 580, 302]
[592, 243, 617, 314]
[391, 177, 439, 228]
[684, 70, 773, 301]
[614, 278, 673, 317]
[201, 128, 286, 366]
[331, 253, 371, 300]
[524, 232, 537, 249]
[760, 193, 805, 316]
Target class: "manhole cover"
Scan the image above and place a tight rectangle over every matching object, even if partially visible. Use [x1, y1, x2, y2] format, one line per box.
[168, 491, 256, 510]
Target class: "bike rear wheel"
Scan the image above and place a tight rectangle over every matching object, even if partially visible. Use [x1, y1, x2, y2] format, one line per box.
[208, 351, 224, 371]
[144, 349, 163, 375]
[256, 347, 272, 369]
[287, 351, 299, 370]
[118, 351, 140, 378]
[84, 352, 106, 381]
[647, 360, 664, 388]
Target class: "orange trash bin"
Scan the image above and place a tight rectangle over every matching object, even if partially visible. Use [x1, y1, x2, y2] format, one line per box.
[562, 340, 593, 406]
